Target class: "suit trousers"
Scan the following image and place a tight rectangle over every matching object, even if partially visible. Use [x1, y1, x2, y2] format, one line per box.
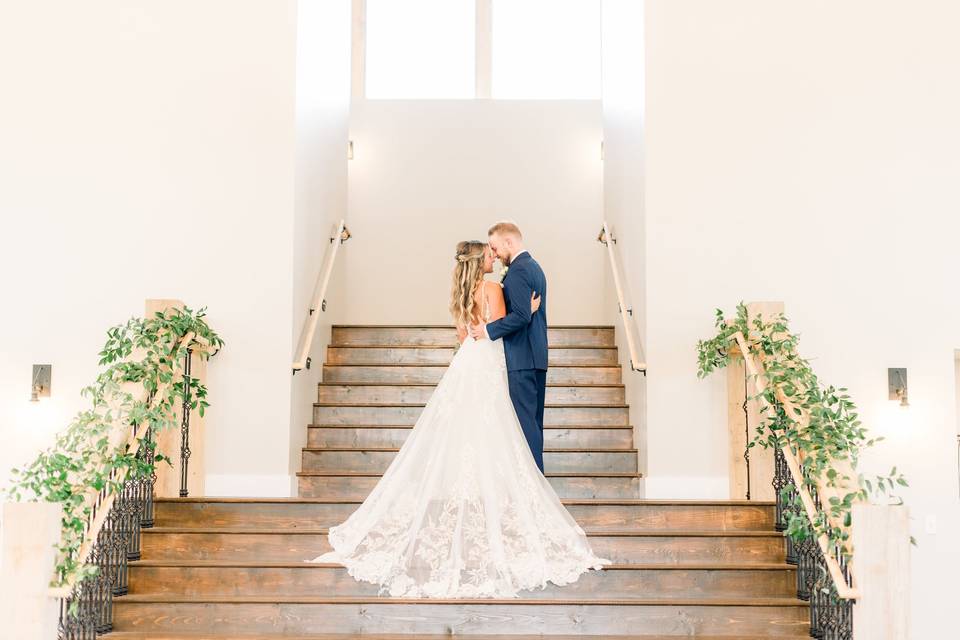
[507, 368, 548, 473]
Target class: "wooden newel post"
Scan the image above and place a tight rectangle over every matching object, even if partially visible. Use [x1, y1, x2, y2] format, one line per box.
[852, 504, 910, 639]
[726, 301, 783, 501]
[145, 299, 206, 498]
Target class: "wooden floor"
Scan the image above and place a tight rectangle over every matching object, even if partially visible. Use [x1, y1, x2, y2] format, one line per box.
[104, 325, 807, 638]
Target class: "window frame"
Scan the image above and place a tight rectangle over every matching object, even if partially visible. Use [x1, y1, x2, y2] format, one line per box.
[352, 0, 600, 101]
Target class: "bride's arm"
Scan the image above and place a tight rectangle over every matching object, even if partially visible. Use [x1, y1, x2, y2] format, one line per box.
[456, 324, 468, 344]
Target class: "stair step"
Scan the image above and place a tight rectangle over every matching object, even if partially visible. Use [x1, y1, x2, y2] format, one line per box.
[140, 528, 785, 564]
[307, 424, 635, 449]
[104, 635, 814, 640]
[154, 498, 776, 532]
[318, 383, 626, 405]
[326, 346, 619, 366]
[331, 325, 616, 347]
[301, 447, 638, 474]
[313, 404, 630, 426]
[297, 471, 642, 500]
[323, 364, 622, 384]
[128, 561, 797, 599]
[110, 596, 809, 636]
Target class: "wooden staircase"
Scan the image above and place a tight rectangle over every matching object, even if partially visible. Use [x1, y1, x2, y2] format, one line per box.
[105, 325, 809, 639]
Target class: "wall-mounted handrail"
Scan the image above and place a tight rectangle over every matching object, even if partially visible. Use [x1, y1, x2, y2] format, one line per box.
[598, 221, 646, 373]
[732, 330, 860, 601]
[293, 219, 351, 373]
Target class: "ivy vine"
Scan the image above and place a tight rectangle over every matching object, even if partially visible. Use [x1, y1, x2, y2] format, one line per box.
[696, 302, 910, 568]
[7, 306, 223, 589]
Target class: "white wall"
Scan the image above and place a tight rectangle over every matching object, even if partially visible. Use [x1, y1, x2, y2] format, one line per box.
[644, 1, 960, 634]
[0, 1, 299, 495]
[344, 99, 605, 324]
[601, 0, 648, 484]
[289, 0, 351, 495]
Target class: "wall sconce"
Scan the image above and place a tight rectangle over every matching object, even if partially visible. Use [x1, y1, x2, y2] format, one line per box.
[30, 364, 51, 402]
[888, 368, 909, 407]
[347, 140, 354, 160]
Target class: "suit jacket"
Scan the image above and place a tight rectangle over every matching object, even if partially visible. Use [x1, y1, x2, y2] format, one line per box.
[486, 252, 548, 371]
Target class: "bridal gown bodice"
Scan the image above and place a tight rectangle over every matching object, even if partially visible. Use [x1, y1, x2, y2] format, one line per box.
[311, 300, 608, 598]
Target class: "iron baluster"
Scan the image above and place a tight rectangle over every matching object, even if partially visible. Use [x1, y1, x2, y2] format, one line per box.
[179, 349, 192, 497]
[742, 364, 751, 500]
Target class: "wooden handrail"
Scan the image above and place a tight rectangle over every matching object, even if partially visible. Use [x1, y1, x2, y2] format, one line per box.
[732, 331, 860, 600]
[598, 221, 646, 372]
[48, 328, 203, 597]
[293, 219, 351, 372]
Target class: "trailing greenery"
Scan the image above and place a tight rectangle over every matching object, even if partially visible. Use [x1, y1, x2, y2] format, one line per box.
[696, 302, 909, 570]
[7, 306, 223, 589]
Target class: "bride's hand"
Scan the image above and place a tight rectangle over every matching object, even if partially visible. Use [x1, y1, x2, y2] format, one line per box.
[531, 291, 542, 314]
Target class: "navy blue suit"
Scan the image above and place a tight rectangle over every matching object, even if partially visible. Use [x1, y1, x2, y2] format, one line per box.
[486, 252, 548, 472]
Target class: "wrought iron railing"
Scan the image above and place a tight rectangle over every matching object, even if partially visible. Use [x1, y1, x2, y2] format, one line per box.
[54, 349, 194, 639]
[773, 447, 855, 639]
[179, 349, 193, 497]
[733, 331, 857, 640]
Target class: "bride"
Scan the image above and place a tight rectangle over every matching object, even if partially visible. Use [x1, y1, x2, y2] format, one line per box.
[310, 240, 609, 598]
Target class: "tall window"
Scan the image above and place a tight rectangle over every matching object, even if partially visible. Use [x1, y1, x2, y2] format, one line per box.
[365, 0, 475, 99]
[362, 0, 601, 100]
[492, 0, 601, 99]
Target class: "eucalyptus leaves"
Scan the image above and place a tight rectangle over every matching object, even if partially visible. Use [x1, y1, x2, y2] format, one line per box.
[696, 302, 909, 562]
[7, 305, 223, 588]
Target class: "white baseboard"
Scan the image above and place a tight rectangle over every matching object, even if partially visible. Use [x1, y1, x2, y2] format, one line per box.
[203, 474, 295, 497]
[643, 475, 730, 500]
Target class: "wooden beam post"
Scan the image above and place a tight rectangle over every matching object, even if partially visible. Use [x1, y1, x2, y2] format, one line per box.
[0, 502, 62, 639]
[145, 299, 206, 498]
[852, 503, 911, 639]
[727, 301, 782, 500]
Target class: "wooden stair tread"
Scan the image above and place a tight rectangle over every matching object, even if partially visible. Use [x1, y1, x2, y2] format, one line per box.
[318, 382, 626, 388]
[328, 344, 617, 349]
[295, 470, 643, 477]
[322, 363, 622, 368]
[130, 560, 795, 570]
[301, 446, 639, 453]
[313, 402, 629, 408]
[308, 423, 635, 429]
[154, 497, 775, 506]
[105, 633, 807, 640]
[114, 594, 807, 606]
[142, 527, 782, 538]
[331, 324, 617, 329]
[104, 634, 809, 640]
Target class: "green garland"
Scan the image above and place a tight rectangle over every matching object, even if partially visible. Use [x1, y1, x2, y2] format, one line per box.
[7, 306, 223, 589]
[696, 303, 909, 567]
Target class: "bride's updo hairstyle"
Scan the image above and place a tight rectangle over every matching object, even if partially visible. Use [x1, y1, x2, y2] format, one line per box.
[450, 240, 487, 328]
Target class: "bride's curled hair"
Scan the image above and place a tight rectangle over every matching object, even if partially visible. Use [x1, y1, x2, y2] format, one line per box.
[450, 240, 487, 328]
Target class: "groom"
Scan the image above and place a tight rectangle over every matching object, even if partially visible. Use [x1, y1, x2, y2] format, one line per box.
[470, 221, 548, 472]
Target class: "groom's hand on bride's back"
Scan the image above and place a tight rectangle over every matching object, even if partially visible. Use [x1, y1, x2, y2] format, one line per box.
[468, 323, 487, 340]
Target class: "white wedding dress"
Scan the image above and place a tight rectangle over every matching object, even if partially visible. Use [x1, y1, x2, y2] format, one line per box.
[310, 298, 609, 598]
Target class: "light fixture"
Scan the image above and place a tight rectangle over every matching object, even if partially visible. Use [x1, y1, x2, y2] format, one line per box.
[888, 368, 909, 407]
[31, 364, 51, 402]
[348, 140, 354, 160]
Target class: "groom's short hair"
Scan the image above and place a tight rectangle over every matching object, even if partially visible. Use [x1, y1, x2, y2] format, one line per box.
[488, 221, 522, 239]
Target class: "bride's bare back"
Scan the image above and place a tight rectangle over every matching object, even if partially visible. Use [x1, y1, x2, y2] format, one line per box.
[456, 282, 507, 342]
